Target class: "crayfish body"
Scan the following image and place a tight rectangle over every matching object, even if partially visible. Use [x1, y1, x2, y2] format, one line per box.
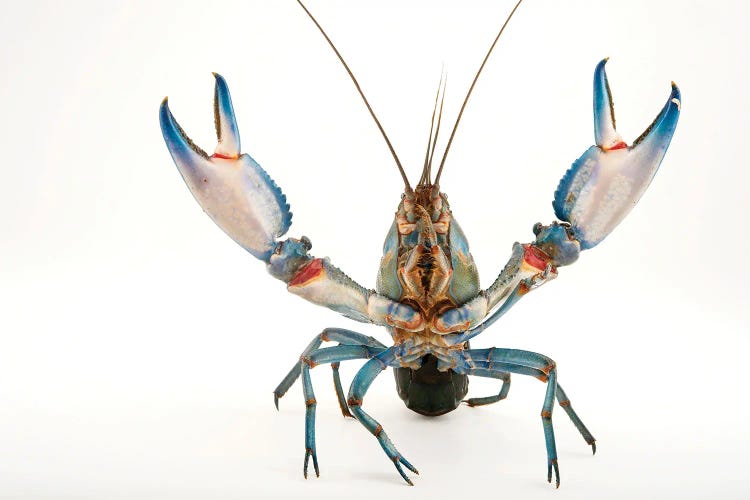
[159, 1, 680, 488]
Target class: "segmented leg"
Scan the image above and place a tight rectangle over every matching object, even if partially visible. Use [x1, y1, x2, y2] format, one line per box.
[274, 328, 386, 415]
[463, 368, 511, 406]
[556, 383, 596, 454]
[465, 365, 595, 455]
[300, 344, 385, 479]
[459, 348, 561, 487]
[348, 349, 419, 486]
[330, 362, 350, 416]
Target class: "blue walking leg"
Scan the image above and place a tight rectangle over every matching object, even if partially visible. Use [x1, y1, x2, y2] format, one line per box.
[468, 352, 594, 452]
[330, 362, 351, 417]
[274, 328, 386, 412]
[542, 369, 559, 486]
[556, 383, 596, 454]
[348, 349, 419, 486]
[463, 369, 511, 407]
[300, 344, 385, 479]
[459, 348, 561, 487]
[301, 359, 319, 478]
[464, 348, 551, 380]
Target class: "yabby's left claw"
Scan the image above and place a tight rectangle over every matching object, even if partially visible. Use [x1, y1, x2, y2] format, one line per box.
[160, 74, 292, 261]
[553, 59, 681, 250]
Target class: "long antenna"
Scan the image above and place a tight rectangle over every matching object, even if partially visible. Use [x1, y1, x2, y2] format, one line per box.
[296, 0, 412, 194]
[433, 0, 524, 187]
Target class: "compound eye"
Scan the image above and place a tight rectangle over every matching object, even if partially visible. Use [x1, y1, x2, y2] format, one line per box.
[533, 222, 543, 236]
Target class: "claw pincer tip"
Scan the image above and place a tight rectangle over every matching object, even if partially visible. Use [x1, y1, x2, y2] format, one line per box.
[553, 60, 681, 250]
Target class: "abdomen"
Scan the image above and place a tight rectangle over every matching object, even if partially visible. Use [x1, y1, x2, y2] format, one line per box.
[393, 354, 468, 416]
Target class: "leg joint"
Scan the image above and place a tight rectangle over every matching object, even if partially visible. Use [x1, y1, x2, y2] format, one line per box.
[319, 329, 331, 342]
[373, 424, 383, 437]
[301, 356, 317, 368]
[347, 397, 362, 407]
[541, 410, 552, 419]
[305, 398, 317, 407]
[486, 347, 496, 370]
[374, 357, 388, 370]
[559, 399, 571, 407]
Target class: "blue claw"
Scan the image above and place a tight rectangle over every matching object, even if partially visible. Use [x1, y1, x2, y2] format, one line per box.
[553, 60, 681, 250]
[159, 76, 292, 261]
[212, 73, 241, 158]
[593, 58, 622, 150]
[160, 97, 210, 169]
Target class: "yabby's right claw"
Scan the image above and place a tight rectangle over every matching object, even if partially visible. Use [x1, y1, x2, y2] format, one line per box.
[160, 74, 292, 261]
[553, 59, 681, 250]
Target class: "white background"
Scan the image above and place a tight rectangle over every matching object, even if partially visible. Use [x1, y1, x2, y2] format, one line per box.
[1, 1, 748, 499]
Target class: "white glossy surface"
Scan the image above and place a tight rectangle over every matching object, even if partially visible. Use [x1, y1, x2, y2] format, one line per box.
[174, 152, 287, 259]
[288, 260, 371, 323]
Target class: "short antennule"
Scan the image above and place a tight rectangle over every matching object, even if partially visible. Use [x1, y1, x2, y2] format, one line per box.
[428, 74, 447, 185]
[419, 70, 447, 188]
[296, 0, 412, 195]
[434, 0, 524, 187]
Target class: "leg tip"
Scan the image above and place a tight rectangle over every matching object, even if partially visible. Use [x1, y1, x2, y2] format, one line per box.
[591, 441, 597, 455]
[304, 448, 318, 479]
[400, 457, 419, 475]
[273, 393, 280, 411]
[553, 460, 560, 488]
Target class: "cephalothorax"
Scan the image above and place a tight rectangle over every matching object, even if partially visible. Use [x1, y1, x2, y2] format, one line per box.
[159, 0, 680, 488]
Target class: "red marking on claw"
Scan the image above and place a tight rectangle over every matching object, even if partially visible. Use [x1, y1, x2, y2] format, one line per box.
[289, 258, 324, 286]
[604, 141, 628, 151]
[523, 244, 551, 271]
[211, 153, 237, 159]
